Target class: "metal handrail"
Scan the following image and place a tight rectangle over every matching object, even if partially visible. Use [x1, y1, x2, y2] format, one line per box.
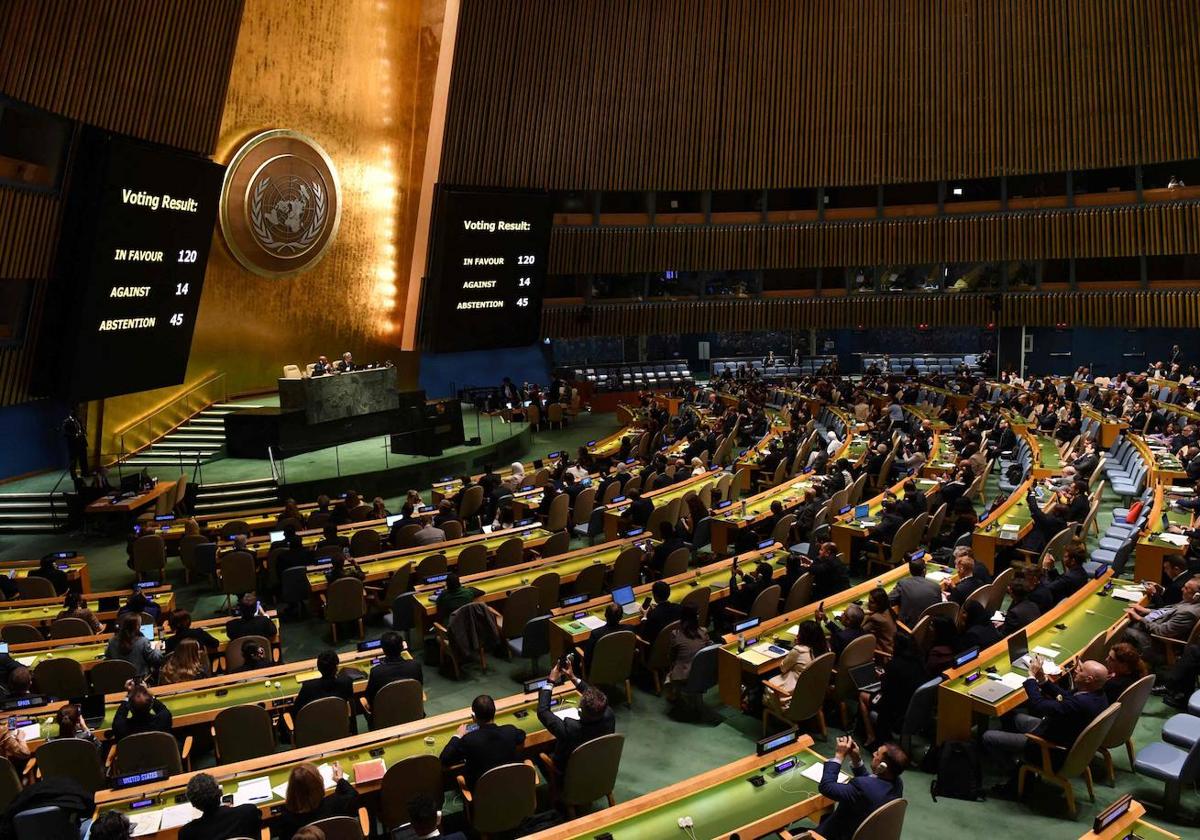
[112, 372, 227, 464]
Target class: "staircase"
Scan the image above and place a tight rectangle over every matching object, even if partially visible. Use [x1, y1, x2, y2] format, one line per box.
[121, 403, 261, 469]
[0, 491, 71, 533]
[193, 476, 280, 515]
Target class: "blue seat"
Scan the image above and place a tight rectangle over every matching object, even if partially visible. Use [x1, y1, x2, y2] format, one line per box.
[508, 613, 550, 672]
[1162, 713, 1200, 749]
[1133, 733, 1200, 815]
[1191, 690, 1200, 716]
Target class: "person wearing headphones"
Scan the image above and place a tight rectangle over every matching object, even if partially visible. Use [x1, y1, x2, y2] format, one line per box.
[814, 735, 908, 840]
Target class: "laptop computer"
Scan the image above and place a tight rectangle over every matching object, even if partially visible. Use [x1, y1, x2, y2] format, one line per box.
[849, 662, 882, 692]
[968, 679, 1022, 703]
[269, 530, 285, 543]
[610, 585, 640, 615]
[74, 693, 106, 727]
[139, 624, 155, 642]
[1007, 629, 1030, 669]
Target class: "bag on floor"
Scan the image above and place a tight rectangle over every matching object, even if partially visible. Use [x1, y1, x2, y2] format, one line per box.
[929, 740, 985, 801]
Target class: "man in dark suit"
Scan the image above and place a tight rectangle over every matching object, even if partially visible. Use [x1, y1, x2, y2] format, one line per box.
[815, 736, 907, 840]
[636, 580, 682, 642]
[225, 593, 278, 641]
[820, 603, 867, 658]
[865, 498, 904, 548]
[1000, 579, 1041, 636]
[1042, 542, 1089, 605]
[315, 523, 350, 553]
[388, 503, 421, 545]
[365, 631, 423, 706]
[806, 542, 851, 600]
[538, 659, 617, 781]
[982, 659, 1110, 791]
[944, 552, 985, 605]
[30, 556, 70, 595]
[583, 604, 626, 669]
[179, 772, 262, 840]
[1019, 491, 1070, 555]
[439, 694, 526, 786]
[649, 521, 688, 578]
[293, 649, 358, 732]
[627, 490, 653, 527]
[895, 480, 927, 520]
[1147, 555, 1191, 607]
[335, 351, 356, 372]
[889, 557, 941, 627]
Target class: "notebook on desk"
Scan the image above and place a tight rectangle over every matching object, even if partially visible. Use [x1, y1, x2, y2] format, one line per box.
[967, 679, 1023, 703]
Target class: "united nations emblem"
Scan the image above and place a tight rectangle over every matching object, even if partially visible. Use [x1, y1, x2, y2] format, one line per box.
[220, 130, 341, 277]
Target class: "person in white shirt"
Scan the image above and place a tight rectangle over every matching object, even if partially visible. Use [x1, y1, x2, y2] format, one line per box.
[826, 430, 842, 456]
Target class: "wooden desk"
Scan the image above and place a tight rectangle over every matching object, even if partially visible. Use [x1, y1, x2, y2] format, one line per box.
[972, 477, 1038, 573]
[600, 469, 723, 541]
[716, 561, 928, 707]
[547, 544, 783, 659]
[0, 557, 92, 592]
[937, 571, 1131, 743]
[1134, 485, 1192, 584]
[0, 586, 174, 631]
[830, 475, 941, 563]
[6, 613, 279, 673]
[708, 478, 818, 555]
[4, 645, 386, 749]
[85, 481, 176, 515]
[409, 535, 655, 637]
[95, 685, 580, 839]
[524, 738, 833, 840]
[1078, 799, 1180, 840]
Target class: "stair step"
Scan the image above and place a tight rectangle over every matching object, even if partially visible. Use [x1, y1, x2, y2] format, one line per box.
[174, 432, 225, 441]
[189, 417, 227, 426]
[212, 403, 261, 410]
[198, 477, 279, 491]
[0, 503, 58, 513]
[194, 495, 279, 511]
[196, 485, 278, 500]
[0, 524, 62, 533]
[147, 444, 220, 454]
[0, 492, 67, 502]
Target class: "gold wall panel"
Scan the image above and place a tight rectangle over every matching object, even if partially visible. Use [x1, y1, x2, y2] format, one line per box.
[99, 0, 447, 456]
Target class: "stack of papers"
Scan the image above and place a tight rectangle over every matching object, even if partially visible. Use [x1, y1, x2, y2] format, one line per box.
[999, 672, 1027, 689]
[1157, 533, 1189, 547]
[574, 615, 606, 631]
[1112, 587, 1145, 602]
[927, 571, 952, 583]
[553, 707, 580, 721]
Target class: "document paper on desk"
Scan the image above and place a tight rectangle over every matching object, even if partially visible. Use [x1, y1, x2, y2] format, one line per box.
[127, 810, 162, 837]
[575, 615, 606, 631]
[1112, 587, 1146, 602]
[1157, 533, 1190, 547]
[159, 803, 201, 830]
[801, 762, 849, 784]
[234, 776, 273, 806]
[553, 706, 580, 721]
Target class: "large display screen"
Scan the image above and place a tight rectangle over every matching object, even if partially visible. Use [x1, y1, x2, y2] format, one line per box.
[50, 128, 223, 400]
[424, 188, 551, 352]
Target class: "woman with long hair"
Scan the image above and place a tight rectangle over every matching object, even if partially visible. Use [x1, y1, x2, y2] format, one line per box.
[159, 638, 210, 685]
[277, 761, 357, 840]
[766, 620, 829, 696]
[56, 591, 101, 633]
[104, 614, 161, 679]
[53, 704, 98, 747]
[863, 586, 897, 656]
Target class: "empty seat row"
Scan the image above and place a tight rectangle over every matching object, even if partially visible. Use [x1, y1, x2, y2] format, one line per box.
[570, 361, 692, 392]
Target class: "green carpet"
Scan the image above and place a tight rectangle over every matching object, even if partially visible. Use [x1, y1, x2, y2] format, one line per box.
[1, 426, 1196, 837]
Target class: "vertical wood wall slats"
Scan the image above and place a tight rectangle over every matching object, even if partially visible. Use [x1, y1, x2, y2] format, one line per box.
[443, 0, 1200, 191]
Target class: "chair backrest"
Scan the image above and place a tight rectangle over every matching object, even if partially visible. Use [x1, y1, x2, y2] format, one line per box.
[561, 733, 625, 806]
[680, 585, 711, 627]
[834, 634, 877, 696]
[219, 551, 257, 593]
[220, 520, 250, 538]
[661, 547, 691, 578]
[409, 554, 446, 583]
[924, 502, 947, 541]
[88, 658, 136, 695]
[48, 617, 95, 640]
[572, 487, 596, 524]
[963, 582, 993, 612]
[32, 737, 107, 793]
[495, 537, 525, 567]
[372, 678, 425, 729]
[610, 547, 643, 590]
[12, 805, 78, 840]
[349, 528, 381, 558]
[115, 730, 183, 776]
[540, 530, 570, 559]
[500, 586, 540, 641]
[647, 620, 682, 670]
[531, 572, 561, 613]
[545, 493, 570, 532]
[304, 815, 363, 840]
[223, 634, 273, 671]
[0, 756, 20, 813]
[295, 696, 351, 747]
[471, 762, 538, 834]
[15, 576, 56, 599]
[770, 514, 796, 546]
[683, 643, 721, 695]
[458, 485, 485, 520]
[588, 629, 636, 688]
[573, 563, 606, 597]
[1, 624, 43, 644]
[325, 577, 366, 623]
[900, 675, 945, 742]
[918, 600, 959, 623]
[784, 651, 837, 722]
[214, 704, 276, 762]
[851, 797, 908, 840]
[33, 657, 87, 699]
[379, 754, 444, 829]
[131, 535, 166, 574]
[1059, 702, 1121, 778]
[1101, 674, 1155, 750]
[749, 584, 782, 622]
[517, 614, 551, 662]
[449, 544, 482, 577]
[783, 573, 813, 612]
